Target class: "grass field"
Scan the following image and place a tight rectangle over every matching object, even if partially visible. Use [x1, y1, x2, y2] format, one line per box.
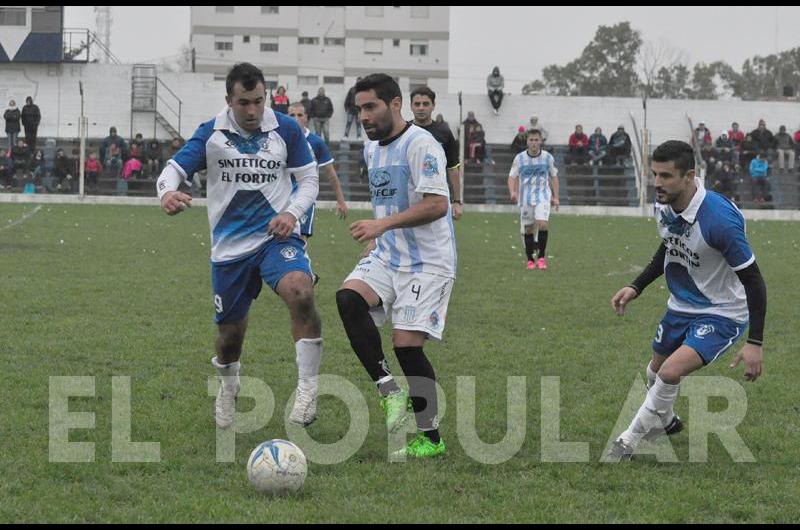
[1, 202, 799, 523]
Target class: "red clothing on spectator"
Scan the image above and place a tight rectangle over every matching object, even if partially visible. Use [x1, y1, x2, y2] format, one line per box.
[794, 131, 800, 144]
[569, 133, 589, 148]
[728, 129, 745, 149]
[85, 158, 102, 172]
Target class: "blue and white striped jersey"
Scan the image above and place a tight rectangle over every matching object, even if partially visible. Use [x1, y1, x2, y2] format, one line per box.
[655, 180, 754, 322]
[509, 150, 558, 207]
[364, 124, 456, 278]
[167, 107, 316, 264]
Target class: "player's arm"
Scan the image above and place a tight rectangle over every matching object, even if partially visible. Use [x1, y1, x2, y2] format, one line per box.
[350, 194, 448, 243]
[270, 121, 319, 238]
[507, 155, 520, 203]
[157, 121, 212, 215]
[321, 163, 348, 219]
[730, 261, 767, 381]
[549, 160, 560, 210]
[612, 242, 666, 315]
[448, 166, 463, 220]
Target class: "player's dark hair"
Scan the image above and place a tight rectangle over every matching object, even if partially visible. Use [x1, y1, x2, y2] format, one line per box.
[355, 74, 402, 106]
[527, 129, 542, 138]
[652, 140, 695, 175]
[226, 63, 266, 95]
[410, 85, 436, 104]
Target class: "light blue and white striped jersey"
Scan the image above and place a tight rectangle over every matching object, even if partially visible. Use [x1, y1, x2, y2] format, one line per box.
[364, 123, 456, 278]
[655, 180, 754, 322]
[508, 150, 558, 207]
[168, 107, 316, 263]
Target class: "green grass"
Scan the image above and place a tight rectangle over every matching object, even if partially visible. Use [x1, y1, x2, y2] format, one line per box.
[1, 203, 799, 523]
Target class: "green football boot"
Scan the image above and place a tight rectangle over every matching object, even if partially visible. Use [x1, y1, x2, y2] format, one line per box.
[379, 389, 411, 433]
[392, 432, 446, 459]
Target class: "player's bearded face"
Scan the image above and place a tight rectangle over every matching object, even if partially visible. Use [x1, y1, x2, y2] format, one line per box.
[227, 82, 266, 134]
[356, 91, 397, 141]
[653, 161, 691, 205]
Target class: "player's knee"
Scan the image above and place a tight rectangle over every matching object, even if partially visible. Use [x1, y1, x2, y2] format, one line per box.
[336, 288, 368, 320]
[217, 328, 245, 357]
[655, 365, 682, 385]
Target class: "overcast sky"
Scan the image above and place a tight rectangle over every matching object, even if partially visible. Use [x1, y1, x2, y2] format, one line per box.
[64, 6, 800, 94]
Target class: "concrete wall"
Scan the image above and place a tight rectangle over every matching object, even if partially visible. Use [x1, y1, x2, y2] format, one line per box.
[4, 63, 800, 147]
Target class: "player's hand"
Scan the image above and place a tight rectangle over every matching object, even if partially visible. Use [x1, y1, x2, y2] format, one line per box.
[730, 343, 763, 382]
[361, 239, 377, 258]
[611, 286, 638, 316]
[350, 218, 387, 243]
[510, 192, 518, 204]
[451, 201, 463, 220]
[551, 197, 560, 212]
[336, 200, 348, 220]
[268, 212, 297, 239]
[161, 191, 192, 216]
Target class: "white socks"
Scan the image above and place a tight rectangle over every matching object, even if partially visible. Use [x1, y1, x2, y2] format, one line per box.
[296, 338, 323, 393]
[212, 356, 240, 392]
[647, 362, 677, 423]
[620, 375, 680, 446]
[646, 362, 658, 389]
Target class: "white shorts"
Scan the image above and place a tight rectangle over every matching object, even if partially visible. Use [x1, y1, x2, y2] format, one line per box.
[344, 257, 454, 340]
[519, 202, 551, 231]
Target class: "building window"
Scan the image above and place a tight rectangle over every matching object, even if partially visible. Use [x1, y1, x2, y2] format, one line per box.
[323, 76, 345, 85]
[260, 37, 279, 52]
[365, 6, 384, 17]
[409, 78, 428, 91]
[364, 38, 383, 55]
[243, 35, 250, 44]
[0, 7, 26, 26]
[410, 40, 428, 57]
[324, 37, 345, 47]
[214, 74, 227, 82]
[299, 75, 319, 86]
[261, 6, 279, 14]
[393, 39, 400, 47]
[411, 6, 429, 18]
[214, 36, 233, 52]
[298, 37, 320, 45]
[264, 76, 278, 90]
[215, 6, 234, 13]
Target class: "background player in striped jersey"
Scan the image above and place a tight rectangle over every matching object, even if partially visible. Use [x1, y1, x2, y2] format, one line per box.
[157, 63, 324, 429]
[508, 129, 559, 270]
[335, 74, 456, 459]
[408, 86, 463, 220]
[606, 140, 767, 461]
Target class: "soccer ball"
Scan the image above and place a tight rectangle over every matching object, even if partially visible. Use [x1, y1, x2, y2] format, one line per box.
[247, 439, 307, 494]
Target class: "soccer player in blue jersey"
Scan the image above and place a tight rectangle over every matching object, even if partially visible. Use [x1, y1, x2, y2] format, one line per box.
[156, 63, 324, 428]
[287, 101, 349, 234]
[335, 74, 455, 458]
[508, 129, 559, 270]
[606, 140, 767, 461]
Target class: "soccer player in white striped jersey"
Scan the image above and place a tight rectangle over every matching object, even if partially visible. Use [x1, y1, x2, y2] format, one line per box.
[508, 129, 559, 270]
[335, 74, 455, 459]
[157, 63, 323, 429]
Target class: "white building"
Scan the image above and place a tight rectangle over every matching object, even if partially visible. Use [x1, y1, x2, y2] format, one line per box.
[190, 6, 449, 95]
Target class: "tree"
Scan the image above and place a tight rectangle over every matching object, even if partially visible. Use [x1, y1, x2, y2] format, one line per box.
[637, 39, 688, 99]
[521, 80, 546, 95]
[653, 64, 690, 99]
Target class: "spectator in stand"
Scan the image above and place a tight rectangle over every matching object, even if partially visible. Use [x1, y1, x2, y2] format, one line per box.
[101, 127, 128, 164]
[529, 116, 549, 145]
[608, 125, 632, 166]
[511, 126, 527, 153]
[343, 78, 362, 140]
[588, 127, 608, 166]
[4, 100, 21, 151]
[712, 161, 738, 202]
[740, 133, 757, 175]
[749, 151, 770, 203]
[11, 138, 28, 180]
[145, 139, 162, 178]
[120, 156, 142, 195]
[299, 91, 312, 117]
[794, 124, 800, 161]
[168, 137, 184, 160]
[0, 148, 10, 189]
[467, 124, 487, 165]
[750, 119, 775, 162]
[130, 133, 145, 161]
[463, 111, 481, 159]
[774, 125, 795, 173]
[692, 121, 714, 161]
[309, 87, 333, 142]
[30, 149, 51, 192]
[566, 125, 589, 165]
[728, 121, 744, 150]
[487, 66, 504, 115]
[435, 114, 448, 129]
[271, 85, 289, 115]
[21, 97, 41, 152]
[53, 148, 73, 192]
[85, 151, 102, 192]
[715, 130, 735, 164]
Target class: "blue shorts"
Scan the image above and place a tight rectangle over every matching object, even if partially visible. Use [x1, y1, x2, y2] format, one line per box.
[298, 204, 315, 237]
[652, 310, 747, 365]
[210, 236, 313, 324]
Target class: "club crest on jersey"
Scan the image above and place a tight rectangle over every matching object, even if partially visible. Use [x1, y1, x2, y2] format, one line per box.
[369, 169, 391, 188]
[422, 154, 439, 177]
[429, 311, 440, 329]
[281, 247, 298, 261]
[695, 324, 714, 338]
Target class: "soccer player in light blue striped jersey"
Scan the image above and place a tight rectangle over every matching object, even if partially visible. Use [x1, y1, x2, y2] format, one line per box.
[508, 129, 559, 270]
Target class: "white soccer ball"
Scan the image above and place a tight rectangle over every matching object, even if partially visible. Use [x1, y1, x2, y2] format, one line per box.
[247, 439, 307, 495]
